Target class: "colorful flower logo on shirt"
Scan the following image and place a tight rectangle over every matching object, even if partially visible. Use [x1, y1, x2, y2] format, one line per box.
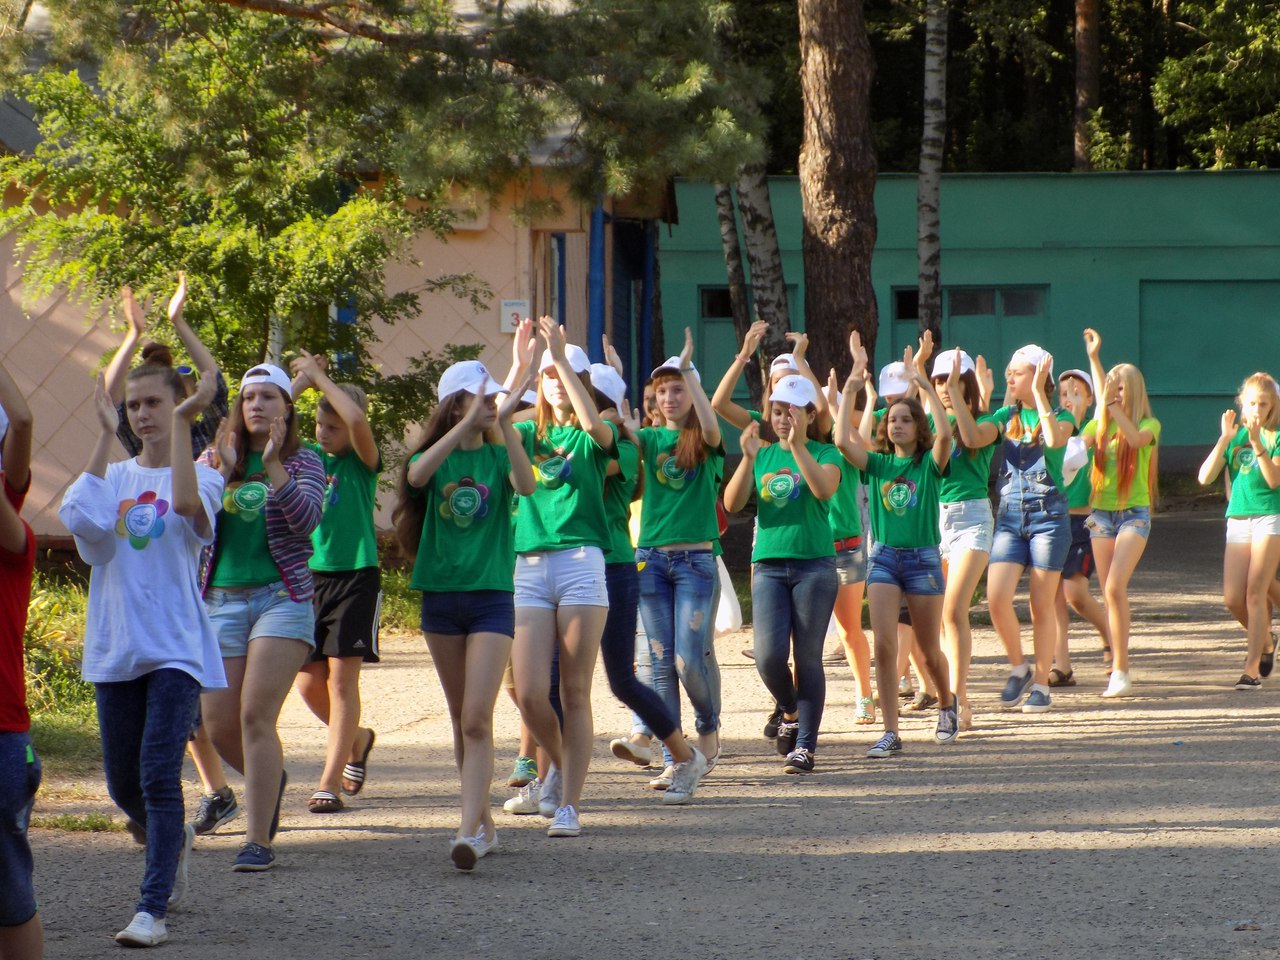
[534, 449, 574, 490]
[1236, 446, 1257, 474]
[116, 491, 168, 549]
[222, 475, 269, 523]
[322, 474, 340, 511]
[656, 453, 696, 490]
[760, 468, 803, 508]
[881, 475, 918, 517]
[439, 476, 490, 528]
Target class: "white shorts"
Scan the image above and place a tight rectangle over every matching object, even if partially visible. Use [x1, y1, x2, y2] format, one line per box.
[939, 498, 995, 561]
[1226, 515, 1280, 544]
[514, 546, 609, 609]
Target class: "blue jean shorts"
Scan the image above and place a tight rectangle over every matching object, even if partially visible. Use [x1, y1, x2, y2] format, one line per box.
[991, 496, 1071, 571]
[420, 589, 515, 637]
[939, 498, 995, 560]
[867, 543, 945, 595]
[515, 546, 609, 609]
[835, 545, 868, 586]
[1087, 506, 1152, 540]
[205, 581, 316, 657]
[0, 732, 40, 927]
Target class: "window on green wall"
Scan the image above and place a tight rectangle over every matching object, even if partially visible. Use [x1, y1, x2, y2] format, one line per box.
[890, 285, 1049, 365]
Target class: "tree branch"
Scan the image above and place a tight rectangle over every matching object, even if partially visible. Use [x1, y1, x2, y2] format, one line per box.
[195, 0, 442, 50]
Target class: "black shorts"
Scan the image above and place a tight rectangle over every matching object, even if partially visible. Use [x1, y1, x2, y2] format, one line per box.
[310, 568, 382, 662]
[1061, 514, 1095, 580]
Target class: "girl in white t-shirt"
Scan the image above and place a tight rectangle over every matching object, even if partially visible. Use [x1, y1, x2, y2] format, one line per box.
[60, 361, 226, 948]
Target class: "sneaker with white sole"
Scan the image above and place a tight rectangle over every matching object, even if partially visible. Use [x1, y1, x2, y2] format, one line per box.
[115, 911, 167, 947]
[648, 764, 675, 790]
[783, 748, 815, 773]
[503, 779, 541, 815]
[1235, 674, 1263, 691]
[546, 804, 582, 838]
[507, 756, 538, 787]
[538, 764, 563, 818]
[935, 703, 959, 744]
[1021, 687, 1052, 713]
[1102, 670, 1133, 699]
[188, 786, 239, 836]
[661, 748, 708, 804]
[866, 731, 903, 758]
[231, 841, 275, 872]
[168, 823, 196, 908]
[450, 828, 499, 870]
[610, 736, 653, 766]
[1000, 669, 1034, 709]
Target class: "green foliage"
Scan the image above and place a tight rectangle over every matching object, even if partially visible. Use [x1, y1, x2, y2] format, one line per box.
[379, 566, 421, 636]
[30, 701, 102, 771]
[30, 812, 121, 832]
[23, 568, 94, 714]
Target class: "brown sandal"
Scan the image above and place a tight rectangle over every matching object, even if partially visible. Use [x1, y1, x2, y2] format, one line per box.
[1048, 667, 1076, 687]
[308, 791, 344, 814]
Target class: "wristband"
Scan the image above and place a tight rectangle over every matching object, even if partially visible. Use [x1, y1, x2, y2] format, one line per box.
[736, 353, 750, 364]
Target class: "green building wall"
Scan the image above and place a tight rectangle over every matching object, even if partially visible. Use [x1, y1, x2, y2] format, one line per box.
[660, 171, 1280, 462]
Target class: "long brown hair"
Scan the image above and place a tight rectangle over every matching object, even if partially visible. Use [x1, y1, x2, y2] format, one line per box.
[935, 369, 982, 458]
[391, 392, 500, 559]
[534, 368, 595, 440]
[652, 370, 710, 471]
[875, 397, 934, 464]
[223, 383, 300, 481]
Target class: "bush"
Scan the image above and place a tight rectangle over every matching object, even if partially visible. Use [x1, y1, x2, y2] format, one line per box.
[24, 567, 94, 714]
[380, 566, 419, 635]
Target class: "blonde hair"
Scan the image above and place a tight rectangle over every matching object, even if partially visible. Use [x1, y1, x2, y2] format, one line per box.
[1091, 363, 1157, 508]
[1238, 372, 1280, 430]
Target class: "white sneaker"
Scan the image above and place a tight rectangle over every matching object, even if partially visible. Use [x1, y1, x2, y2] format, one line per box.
[1102, 670, 1133, 698]
[450, 828, 499, 871]
[661, 748, 708, 805]
[168, 822, 196, 908]
[546, 804, 581, 838]
[115, 911, 167, 947]
[648, 764, 675, 790]
[537, 765, 563, 818]
[502, 779, 541, 815]
[610, 736, 653, 766]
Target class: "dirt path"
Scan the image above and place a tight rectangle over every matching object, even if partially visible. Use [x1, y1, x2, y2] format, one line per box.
[30, 509, 1280, 960]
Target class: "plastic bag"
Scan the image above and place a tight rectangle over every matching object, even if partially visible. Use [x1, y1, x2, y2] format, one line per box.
[714, 556, 743, 636]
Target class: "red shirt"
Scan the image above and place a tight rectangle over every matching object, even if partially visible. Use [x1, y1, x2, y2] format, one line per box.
[0, 476, 34, 733]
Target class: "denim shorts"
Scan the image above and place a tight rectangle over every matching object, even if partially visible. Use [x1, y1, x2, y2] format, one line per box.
[1062, 514, 1095, 579]
[1226, 515, 1280, 544]
[991, 496, 1071, 571]
[835, 545, 868, 586]
[1087, 506, 1152, 540]
[867, 543, 945, 595]
[514, 546, 609, 609]
[206, 581, 316, 657]
[939, 498, 995, 560]
[0, 732, 40, 927]
[420, 589, 515, 637]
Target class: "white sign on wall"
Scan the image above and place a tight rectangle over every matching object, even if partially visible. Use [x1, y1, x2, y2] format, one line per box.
[499, 299, 530, 334]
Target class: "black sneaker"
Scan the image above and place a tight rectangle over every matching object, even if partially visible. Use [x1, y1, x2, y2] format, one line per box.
[783, 748, 815, 774]
[1235, 674, 1263, 691]
[763, 706, 784, 739]
[189, 787, 239, 837]
[866, 731, 904, 758]
[774, 720, 799, 756]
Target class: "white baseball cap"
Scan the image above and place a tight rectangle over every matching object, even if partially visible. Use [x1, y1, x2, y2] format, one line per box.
[1059, 368, 1095, 396]
[589, 363, 628, 409]
[878, 361, 912, 398]
[539, 344, 591, 375]
[438, 360, 503, 402]
[520, 389, 538, 406]
[58, 473, 119, 566]
[770, 354, 800, 376]
[650, 356, 700, 382]
[240, 363, 292, 396]
[931, 349, 975, 379]
[769, 375, 818, 408]
[1010, 344, 1051, 375]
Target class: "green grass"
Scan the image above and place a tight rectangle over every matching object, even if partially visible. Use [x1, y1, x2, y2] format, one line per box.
[381, 565, 419, 633]
[30, 812, 120, 832]
[30, 700, 101, 772]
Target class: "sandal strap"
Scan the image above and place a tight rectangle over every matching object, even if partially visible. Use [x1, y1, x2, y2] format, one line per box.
[341, 764, 366, 783]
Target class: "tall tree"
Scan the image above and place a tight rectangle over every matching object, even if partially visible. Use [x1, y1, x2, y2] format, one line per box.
[713, 182, 764, 409]
[734, 162, 791, 365]
[797, 0, 879, 376]
[917, 0, 947, 344]
[1073, 0, 1100, 169]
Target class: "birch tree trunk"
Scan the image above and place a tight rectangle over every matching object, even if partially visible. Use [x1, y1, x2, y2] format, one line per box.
[1074, 0, 1100, 170]
[797, 0, 880, 378]
[734, 162, 791, 367]
[917, 0, 947, 345]
[714, 181, 764, 410]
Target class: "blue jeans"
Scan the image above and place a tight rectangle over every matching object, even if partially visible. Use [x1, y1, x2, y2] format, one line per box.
[95, 669, 201, 919]
[0, 732, 40, 926]
[751, 556, 838, 753]
[636, 548, 722, 761]
[602, 563, 677, 741]
[992, 494, 1071, 570]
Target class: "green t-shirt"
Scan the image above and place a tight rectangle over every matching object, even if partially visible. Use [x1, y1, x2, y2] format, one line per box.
[307, 442, 381, 572]
[939, 413, 997, 503]
[992, 404, 1078, 490]
[514, 420, 616, 553]
[408, 444, 516, 592]
[1081, 417, 1161, 510]
[1224, 427, 1280, 518]
[1064, 453, 1094, 509]
[751, 440, 843, 561]
[863, 451, 945, 548]
[603, 440, 640, 565]
[827, 456, 863, 540]
[210, 450, 280, 587]
[636, 426, 725, 546]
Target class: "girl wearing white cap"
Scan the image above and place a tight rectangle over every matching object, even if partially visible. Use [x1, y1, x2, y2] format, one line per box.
[1079, 329, 1161, 699]
[510, 318, 617, 837]
[957, 345, 1075, 714]
[933, 348, 998, 731]
[392, 358, 535, 868]
[837, 347, 958, 755]
[59, 358, 226, 944]
[590, 356, 710, 803]
[199, 363, 326, 871]
[712, 320, 832, 438]
[725, 372, 842, 773]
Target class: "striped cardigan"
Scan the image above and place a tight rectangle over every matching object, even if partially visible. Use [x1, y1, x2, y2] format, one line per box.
[199, 446, 327, 602]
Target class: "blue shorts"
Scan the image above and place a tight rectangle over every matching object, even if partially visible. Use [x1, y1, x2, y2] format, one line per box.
[421, 590, 515, 637]
[1062, 514, 1095, 579]
[867, 543, 945, 595]
[0, 732, 41, 927]
[206, 581, 316, 657]
[939, 498, 995, 560]
[1087, 506, 1152, 540]
[991, 496, 1071, 571]
[835, 545, 868, 586]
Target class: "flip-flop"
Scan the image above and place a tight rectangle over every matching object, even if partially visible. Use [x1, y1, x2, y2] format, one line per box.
[307, 791, 344, 814]
[341, 729, 376, 796]
[1048, 667, 1076, 687]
